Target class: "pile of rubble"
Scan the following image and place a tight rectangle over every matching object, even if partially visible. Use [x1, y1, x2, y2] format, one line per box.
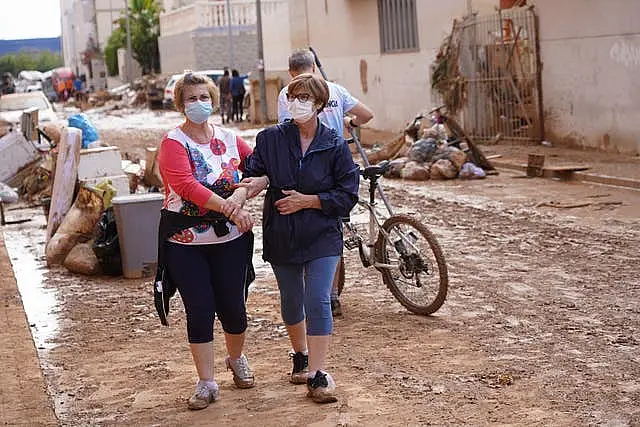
[1, 110, 164, 278]
[63, 74, 168, 112]
[364, 109, 494, 181]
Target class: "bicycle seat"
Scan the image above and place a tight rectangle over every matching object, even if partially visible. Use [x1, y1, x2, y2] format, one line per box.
[362, 160, 390, 179]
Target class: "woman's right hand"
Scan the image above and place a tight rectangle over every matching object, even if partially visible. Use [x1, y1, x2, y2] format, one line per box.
[230, 208, 254, 233]
[234, 176, 269, 199]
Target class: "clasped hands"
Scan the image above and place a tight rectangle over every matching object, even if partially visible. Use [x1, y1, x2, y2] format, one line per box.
[220, 192, 253, 233]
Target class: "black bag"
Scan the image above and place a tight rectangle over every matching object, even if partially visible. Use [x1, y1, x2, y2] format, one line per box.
[92, 207, 123, 276]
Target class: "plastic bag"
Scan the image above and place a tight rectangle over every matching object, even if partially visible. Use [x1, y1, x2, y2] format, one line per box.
[68, 113, 99, 148]
[409, 138, 439, 163]
[0, 182, 19, 203]
[459, 162, 486, 180]
[92, 207, 122, 276]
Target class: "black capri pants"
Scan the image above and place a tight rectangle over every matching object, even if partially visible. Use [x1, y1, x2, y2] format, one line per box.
[165, 233, 249, 343]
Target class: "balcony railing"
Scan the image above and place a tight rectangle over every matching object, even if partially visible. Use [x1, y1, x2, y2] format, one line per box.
[160, 0, 286, 37]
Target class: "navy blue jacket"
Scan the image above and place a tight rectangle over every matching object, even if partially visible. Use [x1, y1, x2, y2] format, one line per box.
[244, 120, 359, 265]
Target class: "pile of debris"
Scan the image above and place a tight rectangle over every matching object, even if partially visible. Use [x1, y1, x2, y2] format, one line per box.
[63, 74, 169, 112]
[1, 109, 164, 278]
[363, 108, 494, 181]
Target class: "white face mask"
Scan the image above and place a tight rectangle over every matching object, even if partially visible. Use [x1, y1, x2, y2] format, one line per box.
[287, 98, 315, 123]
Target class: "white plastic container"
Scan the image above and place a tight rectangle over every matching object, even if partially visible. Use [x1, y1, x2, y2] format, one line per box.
[112, 193, 164, 278]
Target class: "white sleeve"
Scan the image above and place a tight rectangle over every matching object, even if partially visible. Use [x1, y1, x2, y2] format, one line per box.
[277, 87, 291, 122]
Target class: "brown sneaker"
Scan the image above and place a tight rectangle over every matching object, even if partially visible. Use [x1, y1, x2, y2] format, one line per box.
[188, 380, 219, 410]
[306, 370, 337, 404]
[290, 351, 309, 384]
[225, 354, 255, 389]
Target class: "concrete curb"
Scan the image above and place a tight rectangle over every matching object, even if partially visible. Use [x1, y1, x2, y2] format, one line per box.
[492, 160, 640, 190]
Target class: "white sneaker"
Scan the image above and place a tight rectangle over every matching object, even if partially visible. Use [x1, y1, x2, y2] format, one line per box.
[225, 354, 255, 388]
[188, 380, 219, 410]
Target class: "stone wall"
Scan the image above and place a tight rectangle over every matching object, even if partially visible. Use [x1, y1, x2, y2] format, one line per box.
[192, 28, 258, 74]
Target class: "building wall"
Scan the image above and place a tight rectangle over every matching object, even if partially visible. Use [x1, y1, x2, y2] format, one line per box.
[159, 29, 257, 75]
[267, 0, 498, 131]
[531, 0, 640, 154]
[193, 29, 258, 73]
[158, 31, 196, 74]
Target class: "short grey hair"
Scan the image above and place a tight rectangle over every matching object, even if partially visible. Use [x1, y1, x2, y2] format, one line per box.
[288, 49, 315, 73]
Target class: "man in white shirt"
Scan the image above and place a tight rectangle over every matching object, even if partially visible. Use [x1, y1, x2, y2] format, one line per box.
[278, 49, 374, 317]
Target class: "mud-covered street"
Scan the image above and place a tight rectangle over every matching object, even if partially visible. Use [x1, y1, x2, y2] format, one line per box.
[2, 111, 640, 425]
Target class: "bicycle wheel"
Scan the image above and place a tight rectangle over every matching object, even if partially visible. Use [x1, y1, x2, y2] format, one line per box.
[374, 214, 448, 315]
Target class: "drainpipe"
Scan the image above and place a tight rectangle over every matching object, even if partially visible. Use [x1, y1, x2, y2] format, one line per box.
[256, 0, 268, 123]
[125, 0, 133, 82]
[226, 0, 236, 68]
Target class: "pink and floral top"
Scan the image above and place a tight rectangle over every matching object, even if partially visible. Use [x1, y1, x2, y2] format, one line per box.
[157, 124, 252, 245]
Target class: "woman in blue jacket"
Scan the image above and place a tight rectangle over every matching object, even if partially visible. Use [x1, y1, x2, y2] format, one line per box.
[240, 73, 359, 403]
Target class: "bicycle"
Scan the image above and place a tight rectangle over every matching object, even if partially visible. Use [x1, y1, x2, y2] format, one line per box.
[336, 156, 449, 315]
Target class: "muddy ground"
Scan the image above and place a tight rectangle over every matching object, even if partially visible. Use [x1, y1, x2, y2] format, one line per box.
[3, 113, 640, 426]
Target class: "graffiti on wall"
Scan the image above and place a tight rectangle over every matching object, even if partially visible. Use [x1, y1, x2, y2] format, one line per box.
[610, 39, 640, 68]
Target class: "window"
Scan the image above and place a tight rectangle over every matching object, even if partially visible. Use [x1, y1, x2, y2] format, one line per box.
[378, 0, 419, 53]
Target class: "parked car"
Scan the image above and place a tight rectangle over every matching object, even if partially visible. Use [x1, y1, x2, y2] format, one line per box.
[163, 69, 226, 108]
[0, 92, 57, 125]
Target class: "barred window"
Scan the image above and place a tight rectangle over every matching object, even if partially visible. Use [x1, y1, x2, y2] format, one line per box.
[378, 0, 419, 53]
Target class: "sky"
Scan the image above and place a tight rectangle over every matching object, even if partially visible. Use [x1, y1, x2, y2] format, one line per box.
[0, 0, 62, 40]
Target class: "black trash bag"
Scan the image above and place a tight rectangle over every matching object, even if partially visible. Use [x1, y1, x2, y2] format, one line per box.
[92, 207, 122, 276]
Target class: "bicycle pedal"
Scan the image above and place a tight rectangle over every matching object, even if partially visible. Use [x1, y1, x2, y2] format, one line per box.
[344, 236, 361, 251]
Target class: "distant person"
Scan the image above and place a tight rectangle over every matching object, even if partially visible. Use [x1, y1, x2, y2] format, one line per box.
[155, 73, 256, 410]
[217, 68, 232, 124]
[230, 69, 247, 122]
[56, 80, 66, 101]
[240, 73, 360, 403]
[1, 73, 15, 95]
[277, 48, 374, 317]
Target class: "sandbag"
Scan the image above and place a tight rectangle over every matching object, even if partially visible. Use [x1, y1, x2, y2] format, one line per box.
[449, 149, 468, 170]
[430, 159, 458, 180]
[400, 161, 430, 181]
[63, 241, 102, 275]
[384, 158, 408, 179]
[46, 186, 104, 265]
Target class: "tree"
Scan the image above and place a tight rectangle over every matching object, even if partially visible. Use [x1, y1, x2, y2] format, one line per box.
[0, 51, 63, 76]
[105, 28, 126, 76]
[107, 0, 161, 76]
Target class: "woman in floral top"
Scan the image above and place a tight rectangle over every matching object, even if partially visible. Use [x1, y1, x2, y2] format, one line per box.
[157, 73, 254, 410]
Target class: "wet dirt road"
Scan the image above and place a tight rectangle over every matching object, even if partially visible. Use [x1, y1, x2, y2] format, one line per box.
[3, 164, 640, 425]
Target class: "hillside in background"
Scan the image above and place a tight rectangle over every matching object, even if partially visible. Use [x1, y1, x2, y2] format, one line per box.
[0, 37, 61, 56]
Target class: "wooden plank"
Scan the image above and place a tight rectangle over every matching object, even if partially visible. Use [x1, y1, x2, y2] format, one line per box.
[544, 165, 591, 172]
[45, 128, 82, 243]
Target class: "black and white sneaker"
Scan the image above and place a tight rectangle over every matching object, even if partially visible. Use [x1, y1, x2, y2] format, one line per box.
[289, 351, 309, 384]
[306, 370, 337, 403]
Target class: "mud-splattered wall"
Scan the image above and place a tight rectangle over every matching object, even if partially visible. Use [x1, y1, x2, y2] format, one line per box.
[532, 0, 640, 154]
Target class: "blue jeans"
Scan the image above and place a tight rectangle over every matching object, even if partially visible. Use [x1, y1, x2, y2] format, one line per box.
[271, 256, 340, 336]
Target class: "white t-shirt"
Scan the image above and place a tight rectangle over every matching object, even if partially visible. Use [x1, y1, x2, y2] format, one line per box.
[278, 80, 359, 136]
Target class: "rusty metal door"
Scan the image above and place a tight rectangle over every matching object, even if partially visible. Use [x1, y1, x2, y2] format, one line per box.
[456, 7, 543, 143]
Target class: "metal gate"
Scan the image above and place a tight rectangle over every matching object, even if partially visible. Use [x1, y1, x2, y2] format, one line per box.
[434, 7, 543, 143]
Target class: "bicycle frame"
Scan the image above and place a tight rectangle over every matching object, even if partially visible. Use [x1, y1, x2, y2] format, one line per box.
[346, 174, 417, 271]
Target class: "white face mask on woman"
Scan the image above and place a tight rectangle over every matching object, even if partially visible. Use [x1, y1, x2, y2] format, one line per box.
[287, 98, 315, 123]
